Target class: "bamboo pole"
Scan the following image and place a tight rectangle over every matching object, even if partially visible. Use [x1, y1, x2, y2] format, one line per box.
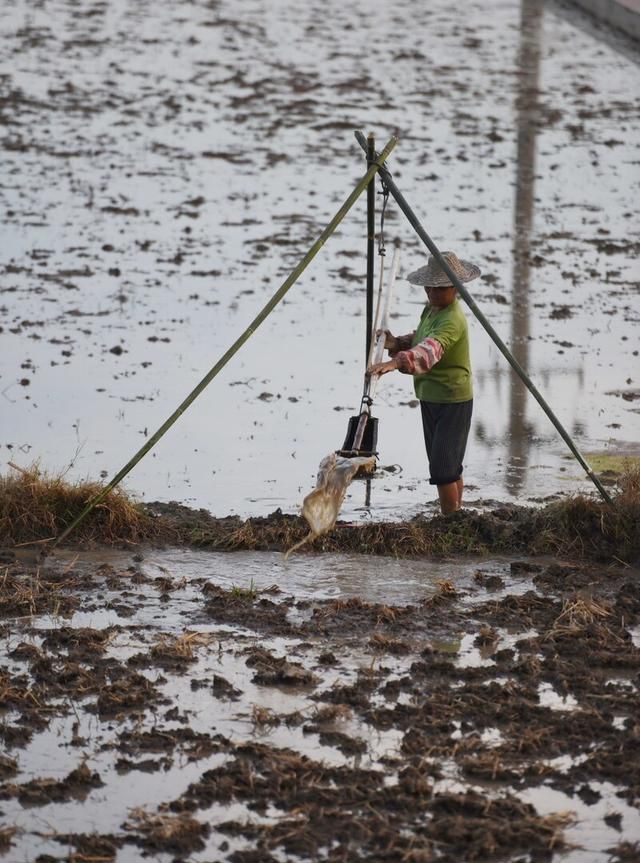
[352, 246, 400, 453]
[368, 245, 400, 390]
[354, 131, 612, 504]
[366, 133, 376, 366]
[51, 135, 398, 548]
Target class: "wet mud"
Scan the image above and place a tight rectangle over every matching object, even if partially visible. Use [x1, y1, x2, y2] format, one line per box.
[1, 547, 639, 861]
[143, 495, 640, 565]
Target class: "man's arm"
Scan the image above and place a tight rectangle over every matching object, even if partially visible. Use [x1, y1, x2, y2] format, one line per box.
[387, 332, 415, 356]
[394, 337, 444, 375]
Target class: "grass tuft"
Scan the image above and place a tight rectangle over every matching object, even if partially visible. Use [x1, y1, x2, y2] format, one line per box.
[0, 463, 163, 547]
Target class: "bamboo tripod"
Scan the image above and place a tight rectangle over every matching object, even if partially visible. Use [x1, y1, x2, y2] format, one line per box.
[50, 129, 610, 549]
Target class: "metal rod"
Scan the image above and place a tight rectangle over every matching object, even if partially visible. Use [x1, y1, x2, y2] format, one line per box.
[354, 131, 612, 504]
[366, 132, 376, 366]
[51, 135, 399, 548]
[367, 253, 385, 370]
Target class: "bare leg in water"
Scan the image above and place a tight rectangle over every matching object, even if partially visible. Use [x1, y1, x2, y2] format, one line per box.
[437, 478, 464, 514]
[437, 482, 459, 515]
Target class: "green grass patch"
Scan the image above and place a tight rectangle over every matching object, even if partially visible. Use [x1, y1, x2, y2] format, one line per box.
[585, 453, 640, 477]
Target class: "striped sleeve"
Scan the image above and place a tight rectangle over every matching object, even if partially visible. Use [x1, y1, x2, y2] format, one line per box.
[395, 337, 444, 375]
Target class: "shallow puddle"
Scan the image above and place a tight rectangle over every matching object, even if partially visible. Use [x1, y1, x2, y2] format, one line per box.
[50, 544, 520, 606]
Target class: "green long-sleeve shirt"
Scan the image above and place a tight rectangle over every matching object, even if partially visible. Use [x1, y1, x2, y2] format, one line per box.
[409, 299, 472, 403]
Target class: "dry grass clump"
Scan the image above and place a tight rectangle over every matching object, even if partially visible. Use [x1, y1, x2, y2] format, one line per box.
[368, 632, 410, 654]
[0, 463, 161, 547]
[545, 595, 626, 645]
[123, 808, 209, 853]
[616, 464, 640, 503]
[534, 474, 640, 561]
[554, 596, 611, 630]
[312, 704, 353, 724]
[0, 569, 79, 618]
[150, 632, 216, 663]
[251, 705, 281, 728]
[607, 841, 640, 863]
[0, 825, 19, 854]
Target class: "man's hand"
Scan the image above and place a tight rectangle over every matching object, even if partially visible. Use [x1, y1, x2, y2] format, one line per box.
[368, 358, 399, 377]
[376, 329, 401, 355]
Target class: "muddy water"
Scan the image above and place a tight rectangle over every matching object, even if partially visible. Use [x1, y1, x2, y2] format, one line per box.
[2, 548, 640, 861]
[47, 545, 516, 606]
[1, 0, 639, 521]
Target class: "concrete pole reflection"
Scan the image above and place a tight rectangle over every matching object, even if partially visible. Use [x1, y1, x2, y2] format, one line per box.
[508, 0, 544, 496]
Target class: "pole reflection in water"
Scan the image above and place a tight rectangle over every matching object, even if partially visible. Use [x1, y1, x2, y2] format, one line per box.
[365, 476, 372, 510]
[508, 0, 543, 496]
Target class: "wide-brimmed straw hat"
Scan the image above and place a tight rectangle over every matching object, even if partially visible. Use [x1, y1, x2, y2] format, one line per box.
[407, 251, 480, 287]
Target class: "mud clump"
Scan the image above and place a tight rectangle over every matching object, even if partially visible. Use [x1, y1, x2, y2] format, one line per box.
[168, 741, 570, 862]
[1, 762, 103, 806]
[90, 672, 167, 719]
[0, 568, 80, 618]
[50, 833, 122, 861]
[149, 492, 640, 564]
[203, 583, 294, 634]
[123, 809, 210, 855]
[244, 646, 318, 687]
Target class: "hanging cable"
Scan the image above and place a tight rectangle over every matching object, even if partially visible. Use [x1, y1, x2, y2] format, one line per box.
[377, 174, 391, 258]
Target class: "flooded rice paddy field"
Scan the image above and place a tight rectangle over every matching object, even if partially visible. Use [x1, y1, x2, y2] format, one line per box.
[1, 547, 640, 861]
[1, 0, 639, 520]
[1, 1, 640, 860]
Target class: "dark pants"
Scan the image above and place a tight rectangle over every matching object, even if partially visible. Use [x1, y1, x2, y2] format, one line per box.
[420, 400, 473, 485]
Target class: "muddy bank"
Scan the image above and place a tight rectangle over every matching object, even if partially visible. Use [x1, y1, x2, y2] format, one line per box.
[1, 545, 639, 861]
[141, 492, 640, 564]
[2, 466, 640, 564]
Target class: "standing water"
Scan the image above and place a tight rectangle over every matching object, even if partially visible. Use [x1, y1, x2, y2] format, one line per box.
[1, 0, 638, 521]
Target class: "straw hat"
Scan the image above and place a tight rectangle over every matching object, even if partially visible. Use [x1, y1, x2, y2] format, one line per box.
[407, 251, 480, 287]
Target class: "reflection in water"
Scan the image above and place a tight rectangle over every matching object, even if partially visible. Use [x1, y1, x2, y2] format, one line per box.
[473, 0, 586, 495]
[508, 0, 544, 495]
[505, 0, 590, 495]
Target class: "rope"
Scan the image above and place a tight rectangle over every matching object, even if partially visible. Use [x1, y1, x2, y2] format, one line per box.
[377, 176, 390, 258]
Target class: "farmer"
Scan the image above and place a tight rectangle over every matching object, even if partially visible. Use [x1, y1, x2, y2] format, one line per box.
[368, 251, 480, 515]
